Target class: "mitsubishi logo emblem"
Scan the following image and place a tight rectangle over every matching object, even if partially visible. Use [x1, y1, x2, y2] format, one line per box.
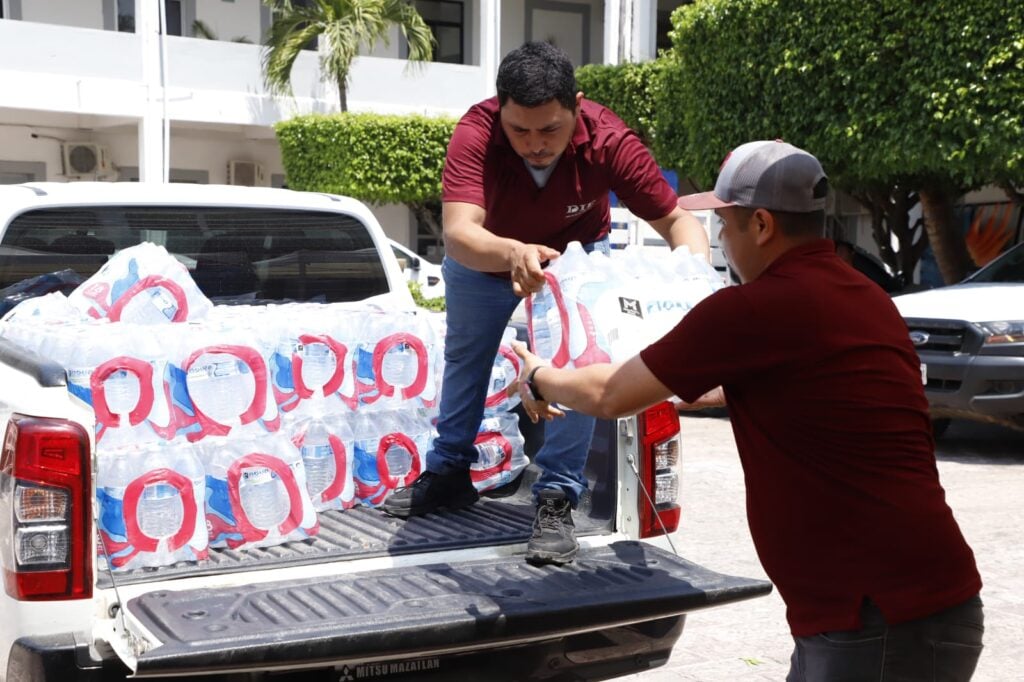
[909, 331, 930, 346]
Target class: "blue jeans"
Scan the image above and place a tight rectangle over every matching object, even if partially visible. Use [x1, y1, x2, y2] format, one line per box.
[428, 239, 610, 505]
[787, 595, 984, 682]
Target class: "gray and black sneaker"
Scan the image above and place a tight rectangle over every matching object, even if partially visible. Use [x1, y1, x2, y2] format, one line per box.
[381, 470, 479, 518]
[525, 489, 578, 565]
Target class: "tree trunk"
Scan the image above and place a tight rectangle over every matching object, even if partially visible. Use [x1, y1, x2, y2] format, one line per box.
[919, 186, 971, 285]
[337, 76, 348, 112]
[852, 185, 927, 286]
[409, 201, 443, 239]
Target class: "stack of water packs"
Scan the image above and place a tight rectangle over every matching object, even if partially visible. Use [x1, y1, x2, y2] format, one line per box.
[0, 243, 525, 570]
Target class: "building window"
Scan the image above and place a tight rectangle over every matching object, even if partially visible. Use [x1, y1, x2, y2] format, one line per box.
[415, 1, 464, 64]
[117, 0, 184, 35]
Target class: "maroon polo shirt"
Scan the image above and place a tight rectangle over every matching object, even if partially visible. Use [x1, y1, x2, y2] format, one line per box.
[640, 240, 981, 636]
[442, 97, 677, 261]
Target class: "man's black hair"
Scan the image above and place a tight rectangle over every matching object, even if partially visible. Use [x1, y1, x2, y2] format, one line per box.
[496, 41, 578, 110]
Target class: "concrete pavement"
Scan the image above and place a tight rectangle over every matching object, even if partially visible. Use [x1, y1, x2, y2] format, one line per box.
[624, 415, 1024, 681]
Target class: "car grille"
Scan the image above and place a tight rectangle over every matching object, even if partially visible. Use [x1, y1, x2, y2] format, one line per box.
[904, 319, 972, 353]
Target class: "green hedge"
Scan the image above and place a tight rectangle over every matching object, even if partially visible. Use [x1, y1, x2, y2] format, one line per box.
[274, 113, 457, 203]
[576, 61, 665, 148]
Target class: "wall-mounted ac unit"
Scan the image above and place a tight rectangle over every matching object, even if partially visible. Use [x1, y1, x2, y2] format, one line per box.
[227, 160, 266, 187]
[62, 143, 112, 176]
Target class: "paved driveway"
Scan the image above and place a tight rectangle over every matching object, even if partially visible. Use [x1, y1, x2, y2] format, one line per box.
[625, 416, 1024, 681]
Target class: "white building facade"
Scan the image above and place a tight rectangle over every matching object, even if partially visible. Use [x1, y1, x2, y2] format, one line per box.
[0, 0, 689, 251]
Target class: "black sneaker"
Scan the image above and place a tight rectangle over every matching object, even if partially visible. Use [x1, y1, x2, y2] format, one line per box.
[381, 470, 479, 518]
[525, 489, 578, 566]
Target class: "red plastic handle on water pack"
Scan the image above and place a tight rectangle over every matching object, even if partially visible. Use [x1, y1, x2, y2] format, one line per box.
[182, 345, 268, 441]
[320, 434, 349, 503]
[108, 275, 190, 323]
[227, 453, 306, 543]
[469, 432, 514, 484]
[484, 346, 521, 409]
[122, 468, 198, 553]
[292, 334, 348, 400]
[572, 300, 612, 367]
[376, 433, 421, 489]
[526, 272, 572, 369]
[90, 356, 155, 428]
[371, 333, 428, 401]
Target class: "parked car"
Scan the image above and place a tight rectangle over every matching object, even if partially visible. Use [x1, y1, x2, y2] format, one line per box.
[0, 182, 768, 681]
[892, 241, 1024, 437]
[388, 238, 444, 299]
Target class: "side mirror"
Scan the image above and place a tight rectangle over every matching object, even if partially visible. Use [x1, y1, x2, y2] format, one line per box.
[408, 255, 421, 270]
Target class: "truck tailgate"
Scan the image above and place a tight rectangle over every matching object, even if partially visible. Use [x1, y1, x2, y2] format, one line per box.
[121, 541, 771, 677]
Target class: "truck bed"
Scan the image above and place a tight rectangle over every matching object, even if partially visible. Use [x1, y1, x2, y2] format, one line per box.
[98, 418, 620, 589]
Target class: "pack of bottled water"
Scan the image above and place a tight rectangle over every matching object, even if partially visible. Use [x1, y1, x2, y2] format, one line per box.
[68, 242, 213, 324]
[470, 411, 527, 492]
[483, 327, 522, 416]
[292, 414, 355, 511]
[95, 443, 207, 570]
[201, 432, 319, 549]
[351, 410, 431, 506]
[528, 241, 725, 366]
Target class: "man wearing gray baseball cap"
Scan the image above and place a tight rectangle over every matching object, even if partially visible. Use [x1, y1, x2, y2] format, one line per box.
[511, 140, 984, 681]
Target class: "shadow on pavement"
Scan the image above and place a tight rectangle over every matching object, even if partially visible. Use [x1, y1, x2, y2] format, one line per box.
[935, 420, 1024, 465]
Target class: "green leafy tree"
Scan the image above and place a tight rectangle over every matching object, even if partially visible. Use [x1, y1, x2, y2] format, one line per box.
[262, 0, 434, 112]
[658, 0, 1024, 285]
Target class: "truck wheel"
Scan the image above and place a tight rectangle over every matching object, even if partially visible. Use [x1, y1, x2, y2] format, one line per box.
[932, 418, 951, 439]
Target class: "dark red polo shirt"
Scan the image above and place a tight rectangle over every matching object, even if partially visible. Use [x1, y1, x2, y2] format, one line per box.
[640, 240, 981, 636]
[442, 97, 676, 260]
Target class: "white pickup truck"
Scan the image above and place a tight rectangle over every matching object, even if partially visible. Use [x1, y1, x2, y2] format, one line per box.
[0, 182, 768, 682]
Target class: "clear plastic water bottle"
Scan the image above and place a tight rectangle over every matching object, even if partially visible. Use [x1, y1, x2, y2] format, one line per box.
[137, 482, 183, 539]
[238, 463, 289, 530]
[380, 341, 418, 390]
[134, 446, 204, 543]
[300, 419, 335, 499]
[298, 340, 337, 391]
[103, 368, 142, 416]
[185, 351, 256, 424]
[380, 412, 414, 480]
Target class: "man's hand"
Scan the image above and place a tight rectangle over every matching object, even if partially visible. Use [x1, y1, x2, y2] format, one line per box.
[507, 341, 565, 423]
[509, 243, 561, 297]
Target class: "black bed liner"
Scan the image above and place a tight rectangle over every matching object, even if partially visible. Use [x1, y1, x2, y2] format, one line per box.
[124, 541, 772, 677]
[98, 496, 610, 589]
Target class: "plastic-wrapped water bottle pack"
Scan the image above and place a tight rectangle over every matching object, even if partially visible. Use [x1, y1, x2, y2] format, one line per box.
[528, 241, 725, 367]
[0, 243, 530, 569]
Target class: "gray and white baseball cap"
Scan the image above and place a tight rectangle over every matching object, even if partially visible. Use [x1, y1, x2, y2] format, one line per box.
[677, 140, 828, 213]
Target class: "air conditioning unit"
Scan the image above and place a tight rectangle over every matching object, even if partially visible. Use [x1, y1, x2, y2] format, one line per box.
[227, 160, 266, 187]
[62, 143, 112, 176]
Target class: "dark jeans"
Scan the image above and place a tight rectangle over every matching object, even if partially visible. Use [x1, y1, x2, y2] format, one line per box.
[787, 595, 984, 682]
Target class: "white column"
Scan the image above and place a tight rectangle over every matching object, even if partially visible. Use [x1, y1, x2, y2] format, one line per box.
[137, 0, 166, 182]
[480, 0, 500, 98]
[634, 0, 657, 62]
[604, 0, 621, 65]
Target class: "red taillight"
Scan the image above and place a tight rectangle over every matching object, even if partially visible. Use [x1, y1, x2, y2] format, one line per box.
[637, 402, 681, 538]
[1, 415, 92, 600]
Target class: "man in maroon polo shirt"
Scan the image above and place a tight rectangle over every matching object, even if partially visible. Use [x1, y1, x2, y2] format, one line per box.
[382, 41, 710, 566]
[511, 140, 984, 679]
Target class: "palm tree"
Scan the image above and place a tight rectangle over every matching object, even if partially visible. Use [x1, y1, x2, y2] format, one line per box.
[262, 0, 434, 112]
